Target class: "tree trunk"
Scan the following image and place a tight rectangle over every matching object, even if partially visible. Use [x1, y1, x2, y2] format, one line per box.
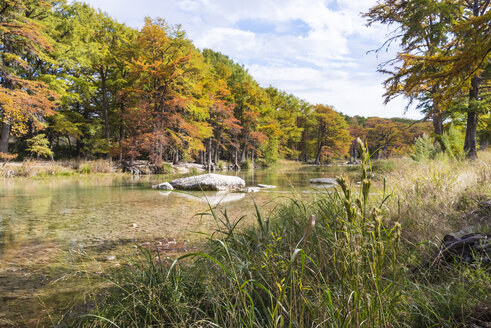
[173, 150, 179, 165]
[464, 76, 479, 159]
[314, 143, 322, 165]
[241, 143, 247, 162]
[464, 111, 478, 159]
[299, 130, 308, 162]
[0, 122, 10, 154]
[349, 142, 358, 164]
[101, 68, 110, 147]
[207, 138, 213, 172]
[119, 101, 125, 162]
[432, 104, 444, 149]
[214, 142, 219, 165]
[233, 148, 240, 171]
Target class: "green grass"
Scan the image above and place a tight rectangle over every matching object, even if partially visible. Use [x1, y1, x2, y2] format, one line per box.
[71, 147, 491, 328]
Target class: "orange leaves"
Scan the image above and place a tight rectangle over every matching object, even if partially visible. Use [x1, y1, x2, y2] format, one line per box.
[361, 117, 433, 158]
[121, 18, 215, 162]
[249, 131, 268, 144]
[0, 0, 59, 144]
[0, 78, 58, 135]
[0, 152, 18, 161]
[312, 104, 351, 161]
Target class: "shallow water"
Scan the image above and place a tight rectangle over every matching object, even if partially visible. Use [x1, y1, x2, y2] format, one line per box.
[0, 168, 340, 326]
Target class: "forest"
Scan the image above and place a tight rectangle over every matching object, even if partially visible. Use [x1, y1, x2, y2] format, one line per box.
[1, 0, 488, 171]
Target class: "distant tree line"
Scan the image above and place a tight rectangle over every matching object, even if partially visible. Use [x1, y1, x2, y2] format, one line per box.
[0, 1, 488, 168]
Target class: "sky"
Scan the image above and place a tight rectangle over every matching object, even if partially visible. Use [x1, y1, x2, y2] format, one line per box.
[81, 0, 421, 119]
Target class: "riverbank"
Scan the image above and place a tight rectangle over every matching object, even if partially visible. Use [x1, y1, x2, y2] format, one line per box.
[0, 158, 352, 179]
[0, 160, 209, 179]
[67, 150, 490, 327]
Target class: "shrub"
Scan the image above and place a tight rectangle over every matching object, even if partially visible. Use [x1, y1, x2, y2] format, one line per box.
[0, 152, 17, 162]
[260, 137, 280, 165]
[411, 133, 437, 161]
[26, 134, 53, 159]
[161, 162, 174, 174]
[254, 158, 271, 168]
[217, 160, 227, 171]
[240, 159, 253, 170]
[442, 124, 465, 160]
[77, 160, 113, 174]
[78, 163, 92, 174]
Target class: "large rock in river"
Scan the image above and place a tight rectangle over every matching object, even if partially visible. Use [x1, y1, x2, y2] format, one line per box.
[152, 182, 174, 190]
[310, 178, 338, 185]
[170, 174, 246, 191]
[257, 184, 276, 189]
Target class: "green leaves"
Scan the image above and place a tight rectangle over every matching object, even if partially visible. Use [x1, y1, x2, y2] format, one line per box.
[26, 134, 53, 159]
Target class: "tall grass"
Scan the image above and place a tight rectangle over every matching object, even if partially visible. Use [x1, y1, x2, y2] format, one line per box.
[0, 159, 115, 178]
[75, 145, 490, 328]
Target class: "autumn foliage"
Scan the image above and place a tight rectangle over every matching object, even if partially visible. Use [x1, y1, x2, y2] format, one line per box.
[1, 0, 482, 166]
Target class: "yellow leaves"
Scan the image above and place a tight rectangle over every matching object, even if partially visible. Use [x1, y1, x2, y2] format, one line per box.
[259, 122, 282, 138]
[1, 52, 28, 68]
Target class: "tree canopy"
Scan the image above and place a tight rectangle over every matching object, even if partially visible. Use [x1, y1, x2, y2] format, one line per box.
[0, 0, 476, 167]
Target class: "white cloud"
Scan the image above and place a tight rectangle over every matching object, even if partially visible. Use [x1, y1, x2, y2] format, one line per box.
[80, 0, 422, 119]
[196, 28, 257, 52]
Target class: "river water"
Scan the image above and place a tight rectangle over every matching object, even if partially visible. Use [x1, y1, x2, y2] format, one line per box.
[0, 168, 341, 326]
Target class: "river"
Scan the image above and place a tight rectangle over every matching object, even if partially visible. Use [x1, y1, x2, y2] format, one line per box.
[0, 167, 343, 326]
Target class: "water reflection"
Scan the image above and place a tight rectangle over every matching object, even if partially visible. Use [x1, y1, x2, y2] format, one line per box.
[163, 191, 246, 206]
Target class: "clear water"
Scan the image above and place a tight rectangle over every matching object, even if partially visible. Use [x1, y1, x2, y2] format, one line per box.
[0, 168, 340, 325]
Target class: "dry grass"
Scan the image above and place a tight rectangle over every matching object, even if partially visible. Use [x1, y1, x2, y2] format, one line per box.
[379, 151, 490, 243]
[73, 160, 115, 174]
[0, 159, 117, 178]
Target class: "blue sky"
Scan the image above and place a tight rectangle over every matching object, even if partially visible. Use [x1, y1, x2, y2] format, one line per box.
[81, 0, 420, 119]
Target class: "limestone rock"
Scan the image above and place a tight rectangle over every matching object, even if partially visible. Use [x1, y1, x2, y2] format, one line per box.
[170, 173, 246, 191]
[310, 178, 338, 185]
[174, 163, 206, 174]
[240, 187, 260, 193]
[152, 182, 174, 190]
[257, 184, 276, 189]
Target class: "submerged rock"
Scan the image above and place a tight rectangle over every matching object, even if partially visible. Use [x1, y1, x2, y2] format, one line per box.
[170, 173, 245, 191]
[240, 187, 260, 193]
[257, 184, 276, 189]
[152, 182, 174, 190]
[310, 178, 338, 185]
